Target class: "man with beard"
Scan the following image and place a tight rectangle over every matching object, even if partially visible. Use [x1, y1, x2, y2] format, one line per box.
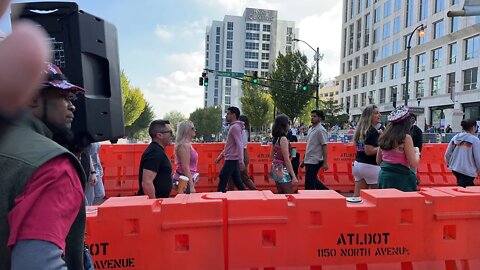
[0, 63, 87, 270]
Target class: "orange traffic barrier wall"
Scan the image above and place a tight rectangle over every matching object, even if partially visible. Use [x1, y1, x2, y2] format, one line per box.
[86, 187, 480, 269]
[99, 143, 479, 197]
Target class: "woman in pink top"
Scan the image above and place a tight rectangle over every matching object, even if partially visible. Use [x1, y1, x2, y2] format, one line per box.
[174, 121, 199, 193]
[376, 106, 420, 191]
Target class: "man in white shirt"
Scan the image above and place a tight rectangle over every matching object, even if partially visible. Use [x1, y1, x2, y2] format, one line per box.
[303, 110, 329, 190]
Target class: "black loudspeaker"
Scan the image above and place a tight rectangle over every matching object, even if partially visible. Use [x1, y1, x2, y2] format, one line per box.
[12, 2, 124, 143]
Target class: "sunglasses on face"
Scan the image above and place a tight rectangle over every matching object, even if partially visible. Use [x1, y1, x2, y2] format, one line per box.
[158, 130, 173, 135]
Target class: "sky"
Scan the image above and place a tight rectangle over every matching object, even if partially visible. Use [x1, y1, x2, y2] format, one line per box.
[0, 0, 343, 119]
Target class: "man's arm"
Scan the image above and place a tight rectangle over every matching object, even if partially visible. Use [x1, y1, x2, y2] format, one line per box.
[142, 169, 157, 199]
[319, 129, 328, 170]
[233, 126, 245, 167]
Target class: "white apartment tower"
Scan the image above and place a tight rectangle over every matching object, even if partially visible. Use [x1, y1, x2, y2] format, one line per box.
[204, 8, 299, 113]
[338, 0, 480, 131]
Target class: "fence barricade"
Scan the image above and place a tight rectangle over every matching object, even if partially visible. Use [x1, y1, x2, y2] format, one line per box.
[86, 188, 480, 269]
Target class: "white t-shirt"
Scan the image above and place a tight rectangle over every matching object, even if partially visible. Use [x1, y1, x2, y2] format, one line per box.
[242, 129, 248, 149]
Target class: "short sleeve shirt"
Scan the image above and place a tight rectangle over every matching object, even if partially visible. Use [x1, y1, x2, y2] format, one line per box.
[7, 155, 84, 252]
[355, 126, 379, 165]
[304, 124, 327, 164]
[138, 142, 172, 198]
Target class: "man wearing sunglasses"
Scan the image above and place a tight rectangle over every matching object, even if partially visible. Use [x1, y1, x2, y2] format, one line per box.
[0, 63, 87, 269]
[138, 119, 174, 198]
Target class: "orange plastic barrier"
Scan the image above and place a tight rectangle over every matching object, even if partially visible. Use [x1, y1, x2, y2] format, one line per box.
[86, 188, 480, 269]
[99, 143, 479, 197]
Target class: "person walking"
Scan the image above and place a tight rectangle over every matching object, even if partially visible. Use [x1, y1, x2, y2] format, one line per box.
[228, 115, 257, 190]
[269, 114, 298, 194]
[0, 63, 87, 269]
[352, 105, 381, 197]
[303, 110, 329, 190]
[215, 106, 246, 192]
[173, 120, 199, 193]
[445, 119, 480, 187]
[137, 120, 174, 198]
[377, 106, 420, 192]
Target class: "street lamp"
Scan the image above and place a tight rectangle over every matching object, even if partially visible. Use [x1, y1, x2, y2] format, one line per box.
[404, 24, 425, 106]
[293, 38, 324, 109]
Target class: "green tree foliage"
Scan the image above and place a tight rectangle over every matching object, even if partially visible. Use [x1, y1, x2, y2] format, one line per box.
[189, 106, 222, 142]
[121, 70, 146, 126]
[319, 99, 349, 129]
[163, 111, 187, 132]
[298, 99, 316, 125]
[125, 102, 155, 139]
[268, 51, 314, 122]
[240, 78, 273, 132]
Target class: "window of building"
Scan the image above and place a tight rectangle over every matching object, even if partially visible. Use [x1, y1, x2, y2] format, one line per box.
[361, 92, 367, 106]
[350, 0, 356, 19]
[430, 76, 441, 95]
[418, 34, 426, 45]
[363, 53, 369, 66]
[369, 90, 375, 104]
[431, 47, 442, 69]
[353, 94, 359, 107]
[433, 20, 444, 39]
[382, 44, 391, 59]
[415, 79, 424, 98]
[343, 28, 348, 57]
[263, 24, 271, 32]
[347, 78, 352, 91]
[384, 0, 392, 17]
[226, 50, 232, 59]
[227, 41, 233, 49]
[361, 72, 368, 87]
[354, 75, 359, 89]
[356, 19, 362, 51]
[261, 53, 269, 60]
[227, 31, 233, 40]
[383, 22, 391, 39]
[366, 0, 372, 8]
[246, 23, 260, 31]
[393, 16, 400, 34]
[406, 0, 414, 27]
[348, 60, 353, 72]
[435, 0, 445, 13]
[465, 35, 480, 60]
[227, 22, 233, 31]
[245, 42, 259, 50]
[379, 88, 386, 103]
[261, 71, 268, 77]
[394, 0, 401, 11]
[245, 51, 258, 59]
[349, 24, 355, 55]
[451, 0, 459, 5]
[390, 86, 397, 102]
[380, 66, 388, 82]
[463, 67, 478, 91]
[450, 17, 459, 33]
[392, 39, 400, 55]
[246, 32, 259, 40]
[391, 62, 399, 79]
[416, 53, 426, 72]
[364, 13, 371, 47]
[262, 43, 270, 51]
[371, 69, 377, 85]
[262, 34, 270, 42]
[225, 78, 232, 86]
[447, 72, 455, 94]
[373, 49, 379, 62]
[401, 83, 407, 101]
[216, 36, 220, 44]
[419, 0, 428, 21]
[374, 7, 381, 23]
[261, 62, 269, 69]
[216, 27, 221, 35]
[355, 56, 360, 68]
[448, 42, 457, 64]
[244, 61, 258, 69]
[226, 59, 232, 68]
[401, 59, 408, 77]
[373, 27, 380, 44]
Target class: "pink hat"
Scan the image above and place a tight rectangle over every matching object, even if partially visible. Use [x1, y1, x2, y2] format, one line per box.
[387, 105, 410, 123]
[41, 62, 85, 95]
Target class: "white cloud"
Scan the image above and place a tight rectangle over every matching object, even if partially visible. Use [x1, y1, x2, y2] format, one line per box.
[154, 25, 173, 41]
[141, 50, 205, 118]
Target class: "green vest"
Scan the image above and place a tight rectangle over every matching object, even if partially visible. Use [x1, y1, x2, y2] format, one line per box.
[0, 114, 87, 270]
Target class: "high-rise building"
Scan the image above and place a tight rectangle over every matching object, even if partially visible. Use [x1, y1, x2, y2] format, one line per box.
[338, 0, 480, 131]
[204, 8, 298, 113]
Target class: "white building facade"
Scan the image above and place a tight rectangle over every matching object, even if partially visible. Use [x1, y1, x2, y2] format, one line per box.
[338, 0, 480, 131]
[204, 8, 299, 113]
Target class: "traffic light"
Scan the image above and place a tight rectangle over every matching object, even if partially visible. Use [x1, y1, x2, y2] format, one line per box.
[302, 79, 308, 91]
[199, 72, 208, 86]
[252, 71, 258, 84]
[198, 77, 204, 86]
[203, 77, 209, 86]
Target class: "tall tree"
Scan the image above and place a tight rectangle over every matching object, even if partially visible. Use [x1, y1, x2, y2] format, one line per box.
[319, 99, 349, 129]
[268, 51, 314, 122]
[189, 106, 222, 142]
[240, 78, 273, 132]
[163, 111, 187, 131]
[121, 71, 146, 126]
[125, 102, 155, 139]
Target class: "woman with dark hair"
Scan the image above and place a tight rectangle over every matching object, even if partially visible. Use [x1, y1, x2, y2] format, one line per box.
[228, 115, 257, 190]
[269, 114, 298, 194]
[352, 105, 381, 197]
[445, 119, 480, 187]
[376, 105, 420, 191]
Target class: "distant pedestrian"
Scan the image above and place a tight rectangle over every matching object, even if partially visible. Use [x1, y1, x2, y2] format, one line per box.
[377, 106, 420, 192]
[303, 110, 329, 190]
[270, 114, 298, 194]
[89, 142, 105, 205]
[445, 119, 480, 187]
[352, 105, 381, 197]
[445, 124, 452, 133]
[215, 107, 246, 192]
[138, 120, 174, 198]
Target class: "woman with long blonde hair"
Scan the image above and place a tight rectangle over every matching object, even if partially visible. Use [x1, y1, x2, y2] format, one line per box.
[352, 105, 381, 197]
[173, 120, 198, 193]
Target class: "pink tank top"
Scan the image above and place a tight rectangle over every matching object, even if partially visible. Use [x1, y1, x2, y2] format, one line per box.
[176, 145, 198, 174]
[382, 149, 409, 167]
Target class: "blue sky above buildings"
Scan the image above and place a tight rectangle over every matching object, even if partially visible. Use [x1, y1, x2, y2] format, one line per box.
[0, 0, 342, 118]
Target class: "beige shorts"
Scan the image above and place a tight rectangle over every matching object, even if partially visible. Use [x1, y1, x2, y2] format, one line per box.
[352, 161, 380, 185]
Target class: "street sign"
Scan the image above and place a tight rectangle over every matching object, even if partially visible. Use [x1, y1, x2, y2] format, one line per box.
[215, 71, 245, 78]
[409, 106, 425, 114]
